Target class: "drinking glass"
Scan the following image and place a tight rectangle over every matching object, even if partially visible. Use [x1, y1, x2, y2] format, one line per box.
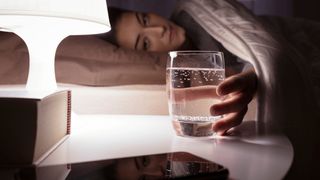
[166, 51, 225, 137]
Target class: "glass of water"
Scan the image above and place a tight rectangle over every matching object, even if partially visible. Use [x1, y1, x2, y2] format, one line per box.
[166, 51, 225, 138]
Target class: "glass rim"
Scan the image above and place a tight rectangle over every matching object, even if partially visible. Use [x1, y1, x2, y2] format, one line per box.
[169, 50, 224, 56]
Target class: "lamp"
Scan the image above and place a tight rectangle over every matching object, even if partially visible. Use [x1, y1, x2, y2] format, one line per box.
[0, 0, 110, 91]
[0, 0, 110, 167]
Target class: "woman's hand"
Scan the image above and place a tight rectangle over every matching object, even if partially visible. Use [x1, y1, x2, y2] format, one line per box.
[211, 69, 257, 135]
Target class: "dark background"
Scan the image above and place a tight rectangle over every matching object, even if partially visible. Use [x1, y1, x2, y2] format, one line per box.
[106, 0, 319, 22]
[293, 0, 320, 21]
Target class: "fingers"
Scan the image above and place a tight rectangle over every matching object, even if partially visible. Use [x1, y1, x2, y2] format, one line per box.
[210, 91, 253, 116]
[213, 106, 248, 135]
[217, 69, 257, 96]
[217, 75, 246, 96]
[211, 69, 257, 135]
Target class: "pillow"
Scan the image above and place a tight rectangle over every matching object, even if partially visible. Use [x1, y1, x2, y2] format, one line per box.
[0, 32, 167, 86]
[56, 35, 167, 86]
[0, 32, 29, 84]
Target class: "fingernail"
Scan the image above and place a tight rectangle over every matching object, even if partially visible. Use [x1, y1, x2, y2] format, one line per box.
[217, 88, 224, 96]
[217, 130, 226, 136]
[212, 122, 221, 132]
[213, 124, 226, 135]
[217, 88, 225, 96]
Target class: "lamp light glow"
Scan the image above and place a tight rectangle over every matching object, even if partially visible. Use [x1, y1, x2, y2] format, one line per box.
[0, 0, 110, 91]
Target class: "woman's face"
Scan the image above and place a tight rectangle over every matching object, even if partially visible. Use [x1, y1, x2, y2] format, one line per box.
[115, 11, 186, 52]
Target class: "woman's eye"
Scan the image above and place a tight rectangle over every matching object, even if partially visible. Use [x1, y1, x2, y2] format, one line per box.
[142, 14, 148, 26]
[143, 38, 150, 51]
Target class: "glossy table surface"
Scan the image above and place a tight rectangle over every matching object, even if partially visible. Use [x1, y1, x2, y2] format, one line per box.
[40, 114, 293, 180]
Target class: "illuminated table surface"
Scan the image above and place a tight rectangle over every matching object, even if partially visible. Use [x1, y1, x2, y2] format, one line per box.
[40, 114, 293, 180]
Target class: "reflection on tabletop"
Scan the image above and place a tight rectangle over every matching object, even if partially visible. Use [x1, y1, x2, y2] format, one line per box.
[66, 152, 229, 180]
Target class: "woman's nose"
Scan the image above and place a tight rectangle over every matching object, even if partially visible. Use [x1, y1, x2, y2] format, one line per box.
[144, 25, 167, 38]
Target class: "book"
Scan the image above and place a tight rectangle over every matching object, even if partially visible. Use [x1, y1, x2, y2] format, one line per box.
[0, 89, 71, 167]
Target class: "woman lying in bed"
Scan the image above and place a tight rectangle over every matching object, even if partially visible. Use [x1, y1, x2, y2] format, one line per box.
[103, 0, 320, 134]
[103, 2, 258, 135]
[103, 0, 320, 178]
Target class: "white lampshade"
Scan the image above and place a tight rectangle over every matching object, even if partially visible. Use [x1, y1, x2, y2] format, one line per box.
[0, 0, 110, 35]
[0, 0, 111, 91]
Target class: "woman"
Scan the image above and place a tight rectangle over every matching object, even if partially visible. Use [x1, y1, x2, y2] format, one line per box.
[104, 4, 258, 135]
[103, 0, 320, 179]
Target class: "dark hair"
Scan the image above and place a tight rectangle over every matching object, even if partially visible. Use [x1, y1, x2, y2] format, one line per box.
[97, 7, 130, 46]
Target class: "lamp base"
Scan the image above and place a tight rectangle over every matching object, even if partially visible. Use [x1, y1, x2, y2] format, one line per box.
[13, 28, 68, 91]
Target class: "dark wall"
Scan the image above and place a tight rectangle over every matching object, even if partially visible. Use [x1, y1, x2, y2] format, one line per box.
[106, 0, 294, 18]
[254, 0, 293, 17]
[106, 0, 319, 22]
[293, 0, 320, 21]
[106, 0, 176, 18]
